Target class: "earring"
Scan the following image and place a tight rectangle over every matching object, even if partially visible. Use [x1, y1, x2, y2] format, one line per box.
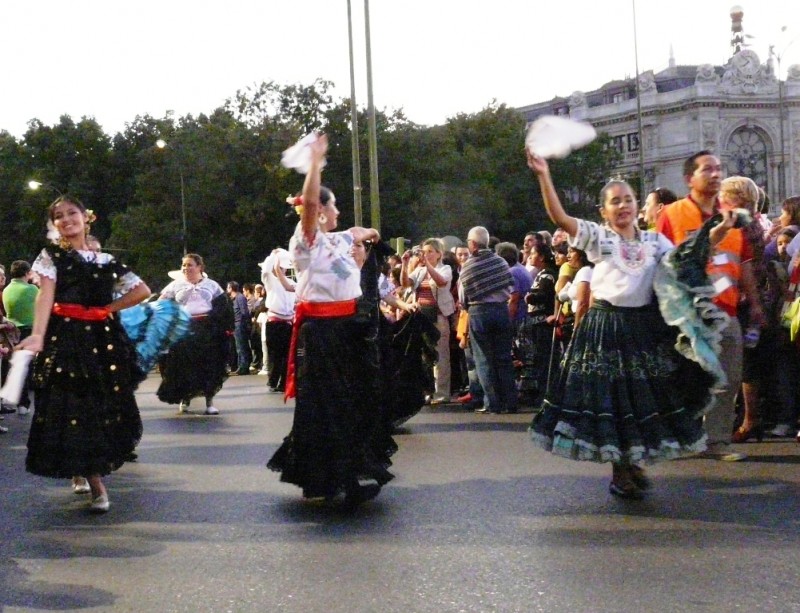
[319, 214, 328, 225]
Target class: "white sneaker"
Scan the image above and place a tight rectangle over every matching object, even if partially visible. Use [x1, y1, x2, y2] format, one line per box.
[204, 406, 219, 415]
[720, 452, 747, 462]
[0, 425, 7, 434]
[18, 406, 31, 416]
[72, 477, 91, 495]
[257, 369, 269, 376]
[767, 424, 791, 438]
[90, 493, 110, 513]
[178, 401, 190, 414]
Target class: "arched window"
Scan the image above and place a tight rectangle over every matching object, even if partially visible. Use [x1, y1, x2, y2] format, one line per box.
[727, 127, 768, 189]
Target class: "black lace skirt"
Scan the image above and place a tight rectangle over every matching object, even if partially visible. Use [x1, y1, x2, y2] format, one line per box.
[530, 300, 710, 464]
[268, 315, 395, 499]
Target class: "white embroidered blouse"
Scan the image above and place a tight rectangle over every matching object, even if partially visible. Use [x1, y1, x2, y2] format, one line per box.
[160, 277, 224, 316]
[289, 223, 362, 302]
[570, 219, 673, 307]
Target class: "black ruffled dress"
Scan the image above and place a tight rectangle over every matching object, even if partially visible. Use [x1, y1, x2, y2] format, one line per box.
[26, 246, 145, 478]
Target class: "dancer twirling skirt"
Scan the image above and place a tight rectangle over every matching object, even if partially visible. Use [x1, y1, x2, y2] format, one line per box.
[526, 152, 723, 499]
[267, 133, 393, 505]
[157, 254, 233, 415]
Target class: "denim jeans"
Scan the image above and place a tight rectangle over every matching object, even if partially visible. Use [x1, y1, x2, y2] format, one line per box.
[468, 303, 517, 413]
[234, 325, 252, 373]
[464, 344, 485, 407]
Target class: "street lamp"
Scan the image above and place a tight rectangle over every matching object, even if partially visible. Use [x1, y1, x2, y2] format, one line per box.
[155, 139, 188, 255]
[769, 26, 796, 203]
[27, 180, 64, 197]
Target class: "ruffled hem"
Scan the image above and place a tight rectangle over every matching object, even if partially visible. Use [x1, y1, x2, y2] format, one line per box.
[119, 300, 192, 373]
[530, 425, 707, 464]
[653, 212, 742, 406]
[654, 257, 728, 403]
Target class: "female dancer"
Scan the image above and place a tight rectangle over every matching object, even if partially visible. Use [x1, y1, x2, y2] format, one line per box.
[157, 254, 233, 415]
[19, 196, 150, 512]
[527, 151, 716, 500]
[267, 134, 393, 505]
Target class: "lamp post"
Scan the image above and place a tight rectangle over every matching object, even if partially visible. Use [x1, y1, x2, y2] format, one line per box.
[27, 180, 64, 197]
[155, 139, 188, 255]
[769, 27, 796, 203]
[363, 0, 380, 233]
[631, 0, 646, 201]
[346, 0, 363, 226]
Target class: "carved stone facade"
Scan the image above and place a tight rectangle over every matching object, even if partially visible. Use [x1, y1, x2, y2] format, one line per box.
[517, 50, 800, 213]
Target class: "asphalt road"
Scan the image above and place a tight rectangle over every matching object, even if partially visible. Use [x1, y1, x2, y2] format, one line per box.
[1, 373, 799, 613]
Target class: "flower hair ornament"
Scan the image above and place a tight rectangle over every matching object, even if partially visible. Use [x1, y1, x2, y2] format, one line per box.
[84, 209, 97, 234]
[286, 194, 304, 217]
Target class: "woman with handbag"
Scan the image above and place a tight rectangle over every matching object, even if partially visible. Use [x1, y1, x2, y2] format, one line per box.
[401, 238, 455, 404]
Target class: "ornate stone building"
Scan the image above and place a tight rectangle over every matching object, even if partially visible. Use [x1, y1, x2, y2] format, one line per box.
[518, 49, 800, 213]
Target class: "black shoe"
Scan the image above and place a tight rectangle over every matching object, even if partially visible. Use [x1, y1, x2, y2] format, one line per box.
[344, 483, 381, 508]
[609, 480, 645, 500]
[628, 465, 652, 491]
[0, 405, 16, 415]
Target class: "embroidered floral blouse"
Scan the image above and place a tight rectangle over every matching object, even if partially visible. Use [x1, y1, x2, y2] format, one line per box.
[570, 219, 673, 308]
[289, 223, 362, 303]
[160, 277, 224, 316]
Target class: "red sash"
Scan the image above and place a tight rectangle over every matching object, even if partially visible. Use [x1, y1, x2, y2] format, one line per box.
[52, 303, 110, 321]
[284, 299, 357, 401]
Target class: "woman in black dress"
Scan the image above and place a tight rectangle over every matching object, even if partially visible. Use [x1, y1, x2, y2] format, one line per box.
[19, 196, 151, 513]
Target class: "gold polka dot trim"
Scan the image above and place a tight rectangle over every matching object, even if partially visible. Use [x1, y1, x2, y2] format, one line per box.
[110, 365, 117, 371]
[85, 325, 91, 331]
[56, 367, 62, 373]
[93, 348, 98, 354]
[107, 344, 113, 350]
[50, 336, 57, 341]
[70, 419, 77, 426]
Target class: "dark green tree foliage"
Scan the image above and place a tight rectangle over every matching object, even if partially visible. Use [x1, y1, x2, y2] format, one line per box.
[0, 81, 623, 289]
[548, 133, 623, 222]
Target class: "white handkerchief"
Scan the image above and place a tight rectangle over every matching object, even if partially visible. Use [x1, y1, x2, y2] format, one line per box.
[259, 249, 292, 273]
[0, 350, 34, 406]
[280, 133, 327, 175]
[525, 115, 597, 159]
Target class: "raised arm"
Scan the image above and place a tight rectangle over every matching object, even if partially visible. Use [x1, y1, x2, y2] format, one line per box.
[300, 134, 328, 243]
[526, 151, 579, 237]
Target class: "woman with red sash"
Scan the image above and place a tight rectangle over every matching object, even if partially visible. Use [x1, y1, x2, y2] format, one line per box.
[17, 196, 151, 513]
[157, 254, 233, 415]
[267, 134, 393, 505]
